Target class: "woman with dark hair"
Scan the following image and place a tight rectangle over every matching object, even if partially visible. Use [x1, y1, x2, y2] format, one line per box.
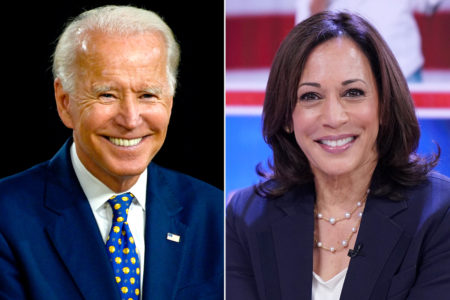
[226, 11, 450, 300]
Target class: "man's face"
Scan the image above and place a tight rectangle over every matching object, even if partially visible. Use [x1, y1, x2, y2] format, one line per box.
[55, 31, 173, 192]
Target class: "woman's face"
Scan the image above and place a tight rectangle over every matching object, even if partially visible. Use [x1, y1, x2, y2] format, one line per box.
[292, 37, 379, 179]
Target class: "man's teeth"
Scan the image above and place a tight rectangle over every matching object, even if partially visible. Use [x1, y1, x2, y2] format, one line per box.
[109, 137, 142, 147]
[320, 137, 354, 147]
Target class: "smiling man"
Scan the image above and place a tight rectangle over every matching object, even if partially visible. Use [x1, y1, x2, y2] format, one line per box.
[55, 29, 173, 192]
[0, 6, 223, 300]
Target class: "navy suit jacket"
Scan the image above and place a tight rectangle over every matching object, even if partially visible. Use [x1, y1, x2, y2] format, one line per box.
[0, 140, 223, 299]
[227, 174, 450, 299]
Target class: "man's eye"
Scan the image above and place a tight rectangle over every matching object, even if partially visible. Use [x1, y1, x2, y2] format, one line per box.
[299, 92, 321, 101]
[141, 93, 155, 98]
[140, 93, 158, 101]
[344, 89, 365, 97]
[100, 93, 115, 98]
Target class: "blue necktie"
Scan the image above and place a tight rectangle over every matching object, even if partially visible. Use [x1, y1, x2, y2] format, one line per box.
[106, 192, 141, 299]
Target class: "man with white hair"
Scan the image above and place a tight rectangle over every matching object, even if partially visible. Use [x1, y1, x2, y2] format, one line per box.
[0, 5, 223, 300]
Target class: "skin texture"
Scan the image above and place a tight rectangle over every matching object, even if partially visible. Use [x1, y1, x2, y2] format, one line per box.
[55, 31, 173, 193]
[292, 37, 379, 280]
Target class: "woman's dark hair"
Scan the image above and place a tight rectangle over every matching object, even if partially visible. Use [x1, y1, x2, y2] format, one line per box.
[256, 11, 439, 199]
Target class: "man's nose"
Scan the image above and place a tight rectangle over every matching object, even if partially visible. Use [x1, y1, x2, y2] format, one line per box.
[115, 96, 141, 129]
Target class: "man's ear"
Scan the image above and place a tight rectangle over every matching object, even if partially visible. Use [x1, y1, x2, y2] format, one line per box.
[54, 78, 74, 129]
[168, 96, 174, 112]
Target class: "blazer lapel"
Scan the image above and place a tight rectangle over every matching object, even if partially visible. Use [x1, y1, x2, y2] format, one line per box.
[262, 185, 315, 300]
[44, 141, 120, 300]
[261, 184, 409, 300]
[142, 164, 187, 300]
[341, 194, 408, 300]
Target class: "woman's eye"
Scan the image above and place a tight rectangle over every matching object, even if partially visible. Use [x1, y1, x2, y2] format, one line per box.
[299, 92, 321, 101]
[344, 88, 365, 97]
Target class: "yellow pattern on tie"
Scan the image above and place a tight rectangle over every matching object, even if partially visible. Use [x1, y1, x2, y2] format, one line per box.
[105, 193, 140, 299]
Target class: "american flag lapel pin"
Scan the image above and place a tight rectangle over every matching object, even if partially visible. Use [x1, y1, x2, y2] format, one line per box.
[167, 232, 180, 243]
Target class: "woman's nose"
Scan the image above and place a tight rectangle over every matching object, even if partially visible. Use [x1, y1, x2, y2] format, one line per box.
[321, 95, 349, 128]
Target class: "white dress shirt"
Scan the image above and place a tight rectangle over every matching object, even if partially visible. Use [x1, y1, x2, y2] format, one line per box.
[70, 144, 146, 293]
[312, 268, 348, 300]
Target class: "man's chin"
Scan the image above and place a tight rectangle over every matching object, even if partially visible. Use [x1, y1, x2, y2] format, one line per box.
[109, 165, 148, 178]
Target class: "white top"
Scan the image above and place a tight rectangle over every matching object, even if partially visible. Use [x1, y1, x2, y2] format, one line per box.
[312, 268, 348, 300]
[295, 0, 427, 78]
[70, 143, 147, 296]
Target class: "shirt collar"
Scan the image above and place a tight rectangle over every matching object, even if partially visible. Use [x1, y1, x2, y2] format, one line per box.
[70, 143, 147, 211]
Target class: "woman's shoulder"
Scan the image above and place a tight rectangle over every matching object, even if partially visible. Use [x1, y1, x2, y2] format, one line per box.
[226, 183, 285, 234]
[226, 185, 267, 215]
[399, 172, 450, 235]
[226, 180, 291, 210]
[402, 171, 450, 209]
[226, 181, 315, 219]
[425, 171, 450, 209]
[417, 171, 450, 204]
[427, 171, 450, 187]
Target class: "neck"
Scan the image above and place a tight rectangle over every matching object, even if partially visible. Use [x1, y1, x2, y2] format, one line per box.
[104, 176, 140, 194]
[313, 165, 375, 213]
[72, 144, 141, 194]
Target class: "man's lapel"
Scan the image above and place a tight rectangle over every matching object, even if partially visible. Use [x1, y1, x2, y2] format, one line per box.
[259, 185, 315, 300]
[142, 164, 187, 299]
[44, 141, 120, 300]
[341, 194, 408, 300]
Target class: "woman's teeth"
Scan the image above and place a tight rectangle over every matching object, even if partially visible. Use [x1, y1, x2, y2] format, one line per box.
[319, 137, 355, 147]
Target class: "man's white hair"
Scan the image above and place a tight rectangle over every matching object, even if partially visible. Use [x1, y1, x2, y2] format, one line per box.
[53, 5, 180, 95]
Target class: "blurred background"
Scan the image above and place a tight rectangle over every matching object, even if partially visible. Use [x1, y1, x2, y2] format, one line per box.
[226, 0, 450, 199]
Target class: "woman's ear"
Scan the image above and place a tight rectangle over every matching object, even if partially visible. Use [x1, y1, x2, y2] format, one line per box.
[284, 123, 293, 134]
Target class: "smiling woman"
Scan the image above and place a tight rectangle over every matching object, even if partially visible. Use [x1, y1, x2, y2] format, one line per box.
[226, 11, 450, 300]
[293, 38, 379, 180]
[256, 12, 438, 199]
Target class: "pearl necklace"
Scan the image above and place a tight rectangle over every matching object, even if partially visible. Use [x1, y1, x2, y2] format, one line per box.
[314, 189, 369, 253]
[314, 216, 362, 253]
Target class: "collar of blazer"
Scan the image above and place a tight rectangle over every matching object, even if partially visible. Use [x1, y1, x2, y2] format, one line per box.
[42, 138, 188, 300]
[43, 139, 122, 299]
[259, 182, 408, 300]
[43, 138, 185, 218]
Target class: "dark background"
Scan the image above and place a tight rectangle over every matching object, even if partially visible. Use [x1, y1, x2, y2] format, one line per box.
[1, 1, 224, 189]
